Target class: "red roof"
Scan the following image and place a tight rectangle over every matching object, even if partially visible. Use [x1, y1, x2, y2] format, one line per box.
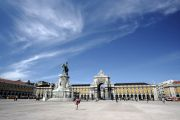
[173, 81, 180, 84]
[0, 78, 26, 85]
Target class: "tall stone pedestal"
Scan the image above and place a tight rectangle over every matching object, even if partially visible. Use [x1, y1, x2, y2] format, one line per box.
[48, 74, 72, 102]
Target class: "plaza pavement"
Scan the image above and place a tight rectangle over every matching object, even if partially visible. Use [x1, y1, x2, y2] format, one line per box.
[0, 99, 180, 120]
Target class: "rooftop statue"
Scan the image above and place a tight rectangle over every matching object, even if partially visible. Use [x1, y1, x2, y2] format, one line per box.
[62, 62, 69, 76]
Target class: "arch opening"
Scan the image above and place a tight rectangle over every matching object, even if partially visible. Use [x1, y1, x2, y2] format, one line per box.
[97, 83, 105, 99]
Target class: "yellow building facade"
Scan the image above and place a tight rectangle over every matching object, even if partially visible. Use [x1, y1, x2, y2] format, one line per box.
[0, 78, 35, 99]
[114, 83, 156, 100]
[71, 70, 158, 100]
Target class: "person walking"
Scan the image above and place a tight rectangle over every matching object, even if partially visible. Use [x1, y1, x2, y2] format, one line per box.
[75, 98, 81, 110]
[115, 95, 118, 103]
[16, 96, 18, 101]
[147, 96, 149, 103]
[162, 97, 165, 104]
[14, 96, 18, 101]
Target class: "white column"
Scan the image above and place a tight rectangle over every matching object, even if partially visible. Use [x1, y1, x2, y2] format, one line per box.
[153, 87, 158, 100]
[170, 87, 176, 97]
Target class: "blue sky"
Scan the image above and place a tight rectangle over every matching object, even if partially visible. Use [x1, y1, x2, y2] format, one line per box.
[0, 0, 180, 84]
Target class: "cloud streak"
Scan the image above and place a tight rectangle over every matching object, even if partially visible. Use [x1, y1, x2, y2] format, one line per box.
[7, 0, 180, 50]
[0, 51, 60, 80]
[10, 0, 83, 48]
[0, 39, 107, 80]
[91, 0, 180, 20]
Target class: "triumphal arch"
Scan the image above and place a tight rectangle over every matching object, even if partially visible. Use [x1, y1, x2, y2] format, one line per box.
[90, 70, 112, 99]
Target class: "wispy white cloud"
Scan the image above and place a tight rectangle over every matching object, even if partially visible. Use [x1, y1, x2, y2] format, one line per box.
[10, 0, 83, 48]
[1, 70, 29, 80]
[0, 51, 60, 80]
[1, 0, 180, 81]
[7, 0, 180, 50]
[12, 51, 60, 69]
[92, 0, 180, 21]
[0, 40, 105, 80]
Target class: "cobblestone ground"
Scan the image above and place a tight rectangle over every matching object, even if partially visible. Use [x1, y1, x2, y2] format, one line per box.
[0, 99, 180, 120]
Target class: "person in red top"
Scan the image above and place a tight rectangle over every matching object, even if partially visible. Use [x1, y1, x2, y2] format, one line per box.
[75, 97, 81, 110]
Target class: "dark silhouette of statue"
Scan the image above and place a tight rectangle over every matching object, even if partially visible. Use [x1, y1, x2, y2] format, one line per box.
[62, 62, 69, 76]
